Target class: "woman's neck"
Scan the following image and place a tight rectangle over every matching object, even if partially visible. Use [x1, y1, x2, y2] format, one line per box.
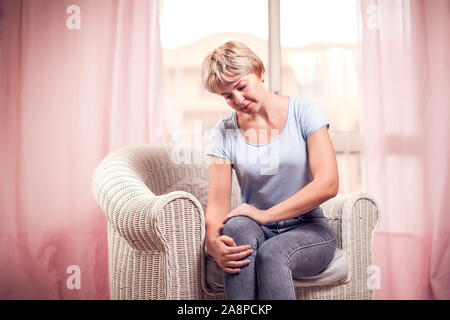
[247, 93, 289, 126]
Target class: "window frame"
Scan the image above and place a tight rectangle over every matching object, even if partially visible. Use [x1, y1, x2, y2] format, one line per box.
[269, 0, 362, 192]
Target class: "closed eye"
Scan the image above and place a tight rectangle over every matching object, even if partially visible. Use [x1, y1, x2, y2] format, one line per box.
[223, 84, 246, 100]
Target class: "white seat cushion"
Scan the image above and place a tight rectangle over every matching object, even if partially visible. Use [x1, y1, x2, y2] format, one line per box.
[205, 248, 349, 291]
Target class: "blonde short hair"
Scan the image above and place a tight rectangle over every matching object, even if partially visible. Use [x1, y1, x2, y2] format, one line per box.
[201, 41, 265, 94]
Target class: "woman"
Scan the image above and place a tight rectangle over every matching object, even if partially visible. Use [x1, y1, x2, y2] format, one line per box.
[202, 41, 338, 300]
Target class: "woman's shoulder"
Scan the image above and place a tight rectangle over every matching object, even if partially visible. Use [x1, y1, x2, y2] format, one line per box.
[289, 96, 322, 115]
[289, 95, 314, 107]
[213, 111, 237, 131]
[289, 95, 329, 140]
[209, 112, 237, 138]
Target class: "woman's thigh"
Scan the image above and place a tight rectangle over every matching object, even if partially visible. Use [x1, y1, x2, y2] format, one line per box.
[257, 219, 337, 278]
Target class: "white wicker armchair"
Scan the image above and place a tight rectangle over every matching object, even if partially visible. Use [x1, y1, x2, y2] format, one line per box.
[92, 144, 379, 300]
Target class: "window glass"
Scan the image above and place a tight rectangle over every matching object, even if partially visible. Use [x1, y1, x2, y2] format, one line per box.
[160, 0, 269, 140]
[280, 0, 362, 192]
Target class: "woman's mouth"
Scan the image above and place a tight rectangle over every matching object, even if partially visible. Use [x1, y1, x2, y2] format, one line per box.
[243, 102, 252, 111]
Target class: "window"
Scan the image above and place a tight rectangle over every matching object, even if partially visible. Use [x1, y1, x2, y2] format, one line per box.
[160, 0, 269, 139]
[280, 0, 362, 193]
[160, 0, 362, 193]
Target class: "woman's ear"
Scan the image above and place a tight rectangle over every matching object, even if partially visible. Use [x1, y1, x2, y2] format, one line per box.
[259, 72, 265, 83]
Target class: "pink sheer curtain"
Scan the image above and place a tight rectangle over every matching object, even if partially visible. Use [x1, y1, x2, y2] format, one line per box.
[0, 0, 164, 299]
[360, 0, 450, 299]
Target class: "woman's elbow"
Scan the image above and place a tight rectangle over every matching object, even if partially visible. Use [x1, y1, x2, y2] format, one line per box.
[320, 175, 338, 200]
[314, 171, 339, 201]
[328, 176, 339, 198]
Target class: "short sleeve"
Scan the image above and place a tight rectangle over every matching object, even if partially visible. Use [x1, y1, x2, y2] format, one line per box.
[297, 98, 330, 141]
[205, 120, 230, 160]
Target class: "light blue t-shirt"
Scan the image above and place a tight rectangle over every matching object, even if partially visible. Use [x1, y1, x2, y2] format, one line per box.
[205, 96, 329, 216]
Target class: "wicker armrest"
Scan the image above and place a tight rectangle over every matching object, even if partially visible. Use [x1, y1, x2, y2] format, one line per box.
[92, 150, 162, 252]
[152, 191, 205, 299]
[321, 192, 380, 293]
[92, 145, 207, 299]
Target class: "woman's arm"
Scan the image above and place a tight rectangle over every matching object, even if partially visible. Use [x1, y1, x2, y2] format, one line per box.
[265, 126, 339, 223]
[205, 156, 232, 241]
[206, 156, 253, 274]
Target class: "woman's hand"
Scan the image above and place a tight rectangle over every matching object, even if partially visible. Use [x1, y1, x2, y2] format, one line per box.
[206, 235, 253, 274]
[222, 203, 271, 226]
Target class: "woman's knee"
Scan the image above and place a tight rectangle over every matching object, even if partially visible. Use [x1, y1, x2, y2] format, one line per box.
[222, 216, 262, 242]
[289, 240, 337, 278]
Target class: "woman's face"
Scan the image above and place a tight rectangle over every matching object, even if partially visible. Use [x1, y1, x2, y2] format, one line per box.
[217, 73, 265, 114]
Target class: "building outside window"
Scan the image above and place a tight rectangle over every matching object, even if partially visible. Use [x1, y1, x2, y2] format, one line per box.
[160, 0, 362, 193]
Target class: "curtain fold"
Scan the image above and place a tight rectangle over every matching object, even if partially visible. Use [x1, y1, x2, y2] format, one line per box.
[0, 0, 163, 299]
[360, 0, 450, 299]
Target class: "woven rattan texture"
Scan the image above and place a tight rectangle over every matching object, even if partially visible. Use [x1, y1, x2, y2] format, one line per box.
[92, 144, 379, 300]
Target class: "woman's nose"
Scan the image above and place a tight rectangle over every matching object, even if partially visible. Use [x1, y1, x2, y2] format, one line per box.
[233, 93, 244, 106]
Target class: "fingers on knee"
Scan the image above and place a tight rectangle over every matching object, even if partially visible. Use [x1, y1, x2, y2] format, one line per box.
[223, 216, 259, 237]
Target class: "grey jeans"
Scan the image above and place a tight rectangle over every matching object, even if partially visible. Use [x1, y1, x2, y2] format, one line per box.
[221, 208, 337, 300]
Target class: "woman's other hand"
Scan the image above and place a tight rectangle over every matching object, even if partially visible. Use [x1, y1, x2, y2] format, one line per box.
[222, 203, 271, 226]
